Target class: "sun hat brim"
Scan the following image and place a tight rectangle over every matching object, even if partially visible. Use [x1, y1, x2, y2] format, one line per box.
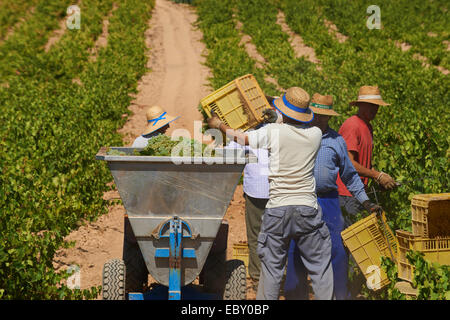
[349, 99, 390, 107]
[309, 106, 340, 116]
[273, 95, 314, 123]
[142, 115, 180, 135]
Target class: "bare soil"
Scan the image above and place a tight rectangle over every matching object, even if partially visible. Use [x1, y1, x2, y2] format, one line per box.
[394, 41, 412, 52]
[276, 11, 321, 67]
[88, 3, 118, 62]
[233, 14, 284, 92]
[444, 40, 450, 51]
[44, 4, 71, 52]
[392, 41, 449, 75]
[323, 18, 348, 44]
[412, 52, 449, 75]
[234, 18, 267, 69]
[1, 6, 36, 43]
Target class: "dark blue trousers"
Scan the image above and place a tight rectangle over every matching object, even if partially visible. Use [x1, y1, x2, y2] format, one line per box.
[284, 193, 348, 300]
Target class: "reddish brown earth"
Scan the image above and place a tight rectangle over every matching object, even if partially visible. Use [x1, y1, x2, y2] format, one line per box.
[233, 15, 284, 93]
[323, 18, 348, 44]
[276, 11, 321, 67]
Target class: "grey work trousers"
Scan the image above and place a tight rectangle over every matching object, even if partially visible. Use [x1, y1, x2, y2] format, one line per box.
[256, 205, 334, 300]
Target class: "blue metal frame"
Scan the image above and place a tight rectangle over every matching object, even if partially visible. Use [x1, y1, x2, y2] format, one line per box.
[128, 286, 219, 300]
[154, 216, 196, 300]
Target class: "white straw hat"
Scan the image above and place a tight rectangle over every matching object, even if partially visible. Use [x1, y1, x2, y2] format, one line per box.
[142, 105, 180, 135]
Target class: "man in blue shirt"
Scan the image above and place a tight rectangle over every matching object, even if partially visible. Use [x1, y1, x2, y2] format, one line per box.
[284, 93, 381, 300]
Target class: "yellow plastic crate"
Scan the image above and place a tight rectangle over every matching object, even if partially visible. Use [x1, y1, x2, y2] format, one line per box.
[341, 212, 398, 291]
[396, 229, 450, 283]
[411, 193, 450, 238]
[396, 230, 416, 283]
[232, 242, 249, 274]
[394, 281, 417, 299]
[200, 74, 271, 131]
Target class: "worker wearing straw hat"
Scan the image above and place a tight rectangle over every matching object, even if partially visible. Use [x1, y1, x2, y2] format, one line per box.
[208, 87, 334, 300]
[123, 106, 179, 292]
[283, 93, 381, 300]
[336, 86, 397, 225]
[131, 105, 180, 148]
[225, 97, 282, 290]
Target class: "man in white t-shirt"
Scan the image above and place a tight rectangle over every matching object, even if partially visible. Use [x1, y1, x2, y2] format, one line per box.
[225, 104, 282, 286]
[208, 87, 333, 300]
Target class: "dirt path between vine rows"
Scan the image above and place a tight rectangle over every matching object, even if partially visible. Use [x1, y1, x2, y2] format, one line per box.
[53, 0, 254, 299]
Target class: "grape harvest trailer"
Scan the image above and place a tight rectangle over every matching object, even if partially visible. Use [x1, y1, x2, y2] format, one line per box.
[96, 147, 252, 300]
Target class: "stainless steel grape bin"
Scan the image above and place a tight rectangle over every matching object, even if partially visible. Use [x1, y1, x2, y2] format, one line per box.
[96, 147, 251, 300]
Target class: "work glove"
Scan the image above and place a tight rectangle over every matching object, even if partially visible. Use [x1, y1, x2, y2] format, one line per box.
[207, 116, 222, 129]
[362, 200, 383, 215]
[265, 95, 275, 105]
[262, 108, 278, 123]
[376, 172, 397, 190]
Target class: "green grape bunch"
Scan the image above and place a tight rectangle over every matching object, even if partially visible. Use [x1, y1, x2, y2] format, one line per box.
[107, 149, 127, 156]
[139, 134, 215, 157]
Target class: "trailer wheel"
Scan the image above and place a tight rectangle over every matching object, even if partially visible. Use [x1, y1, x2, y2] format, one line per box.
[102, 259, 126, 300]
[123, 217, 148, 293]
[223, 259, 247, 300]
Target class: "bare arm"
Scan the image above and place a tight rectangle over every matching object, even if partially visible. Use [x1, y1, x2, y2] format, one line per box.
[207, 116, 249, 145]
[347, 150, 379, 180]
[348, 150, 397, 189]
[220, 123, 249, 145]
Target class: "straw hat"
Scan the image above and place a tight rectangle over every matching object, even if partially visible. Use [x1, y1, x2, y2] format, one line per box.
[142, 105, 179, 135]
[309, 93, 340, 116]
[349, 86, 390, 106]
[273, 87, 314, 123]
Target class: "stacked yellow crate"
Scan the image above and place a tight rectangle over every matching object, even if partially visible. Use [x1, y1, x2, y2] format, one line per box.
[232, 242, 249, 275]
[396, 193, 450, 283]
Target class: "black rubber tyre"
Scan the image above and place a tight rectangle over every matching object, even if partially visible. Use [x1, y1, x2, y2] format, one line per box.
[123, 217, 148, 293]
[102, 259, 126, 300]
[223, 259, 247, 300]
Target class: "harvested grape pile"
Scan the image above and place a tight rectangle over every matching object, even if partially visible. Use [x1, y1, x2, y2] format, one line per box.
[108, 134, 215, 157]
[141, 134, 215, 156]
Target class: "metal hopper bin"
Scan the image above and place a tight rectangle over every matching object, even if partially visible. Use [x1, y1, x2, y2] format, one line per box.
[96, 147, 252, 300]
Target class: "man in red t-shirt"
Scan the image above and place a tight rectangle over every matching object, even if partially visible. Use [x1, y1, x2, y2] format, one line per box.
[336, 86, 397, 224]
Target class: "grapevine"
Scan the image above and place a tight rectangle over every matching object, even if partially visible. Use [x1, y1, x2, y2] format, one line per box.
[0, 0, 155, 299]
[381, 252, 450, 300]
